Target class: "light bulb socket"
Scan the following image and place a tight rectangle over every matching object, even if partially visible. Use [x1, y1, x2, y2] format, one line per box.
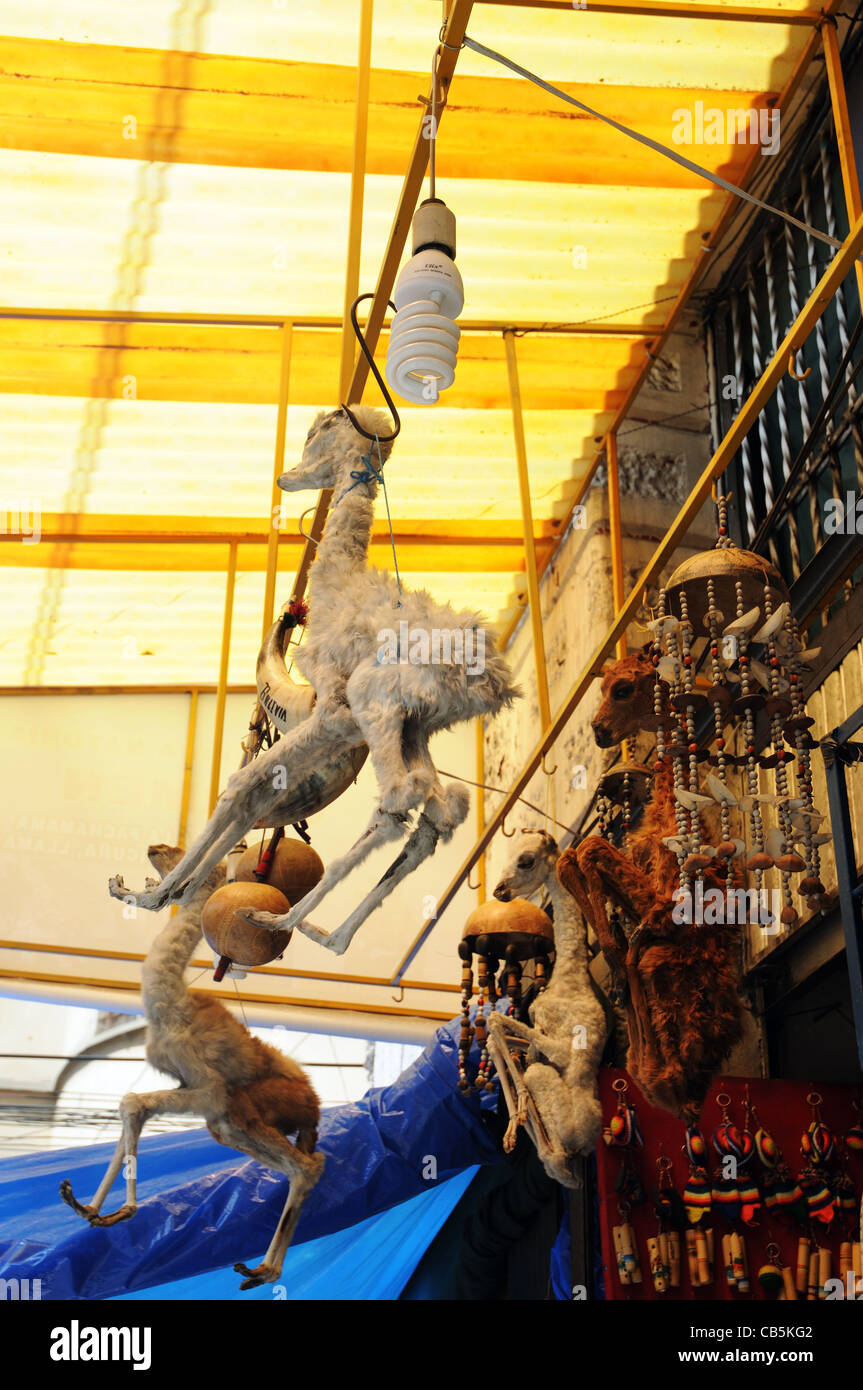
[412, 198, 456, 260]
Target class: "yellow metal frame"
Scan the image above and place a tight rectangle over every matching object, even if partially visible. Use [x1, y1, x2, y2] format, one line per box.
[483, 0, 820, 20]
[822, 20, 863, 304]
[261, 322, 294, 640]
[504, 329, 552, 730]
[606, 431, 627, 662]
[208, 540, 238, 814]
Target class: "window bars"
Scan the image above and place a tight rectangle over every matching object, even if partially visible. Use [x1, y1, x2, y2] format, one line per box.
[706, 119, 863, 630]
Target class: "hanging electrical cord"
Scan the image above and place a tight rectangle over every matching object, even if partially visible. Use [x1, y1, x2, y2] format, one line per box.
[460, 35, 859, 260]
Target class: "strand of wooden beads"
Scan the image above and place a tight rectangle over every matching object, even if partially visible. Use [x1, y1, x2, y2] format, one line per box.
[663, 590, 691, 893]
[784, 612, 826, 912]
[457, 941, 475, 1092]
[596, 789, 612, 839]
[678, 586, 711, 878]
[706, 575, 735, 901]
[473, 951, 493, 1090]
[761, 584, 800, 928]
[736, 578, 768, 898]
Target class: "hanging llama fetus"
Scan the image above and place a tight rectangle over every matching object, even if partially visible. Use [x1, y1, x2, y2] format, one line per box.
[110, 406, 519, 956]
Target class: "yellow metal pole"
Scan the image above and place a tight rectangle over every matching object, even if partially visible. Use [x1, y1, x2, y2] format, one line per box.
[822, 20, 863, 303]
[476, 717, 486, 904]
[209, 541, 238, 814]
[606, 431, 627, 662]
[177, 689, 198, 850]
[391, 207, 863, 983]
[504, 329, 551, 730]
[482, 0, 820, 21]
[339, 0, 374, 402]
[262, 322, 293, 640]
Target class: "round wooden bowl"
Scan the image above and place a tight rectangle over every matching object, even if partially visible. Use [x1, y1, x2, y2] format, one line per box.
[202, 881, 292, 968]
[462, 897, 554, 961]
[235, 838, 324, 904]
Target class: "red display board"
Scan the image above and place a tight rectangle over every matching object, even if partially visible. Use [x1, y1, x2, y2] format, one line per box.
[596, 1069, 863, 1301]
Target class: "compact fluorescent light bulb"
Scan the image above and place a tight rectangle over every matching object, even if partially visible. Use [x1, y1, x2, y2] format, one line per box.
[386, 199, 464, 405]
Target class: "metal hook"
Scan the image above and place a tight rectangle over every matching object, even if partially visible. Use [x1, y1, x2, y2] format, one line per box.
[501, 816, 516, 837]
[340, 294, 401, 443]
[467, 868, 481, 891]
[541, 752, 558, 776]
[298, 506, 320, 547]
[788, 350, 811, 382]
[391, 984, 405, 1004]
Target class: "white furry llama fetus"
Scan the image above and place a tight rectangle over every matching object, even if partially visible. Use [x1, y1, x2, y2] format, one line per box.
[62, 846, 323, 1290]
[109, 404, 518, 961]
[489, 829, 610, 1172]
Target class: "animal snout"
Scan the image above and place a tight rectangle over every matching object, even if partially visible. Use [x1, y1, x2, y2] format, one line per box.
[592, 720, 614, 748]
[493, 882, 512, 902]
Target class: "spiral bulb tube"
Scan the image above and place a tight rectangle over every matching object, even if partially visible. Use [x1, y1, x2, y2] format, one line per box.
[385, 201, 464, 405]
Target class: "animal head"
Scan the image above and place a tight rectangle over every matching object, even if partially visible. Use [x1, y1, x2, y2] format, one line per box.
[278, 406, 395, 493]
[146, 845, 225, 903]
[592, 646, 665, 748]
[493, 828, 559, 902]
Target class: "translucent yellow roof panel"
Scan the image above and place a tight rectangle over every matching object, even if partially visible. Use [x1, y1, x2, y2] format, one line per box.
[1, 0, 813, 89]
[0, 151, 723, 324]
[0, 567, 520, 686]
[0, 397, 607, 523]
[0, 0, 820, 686]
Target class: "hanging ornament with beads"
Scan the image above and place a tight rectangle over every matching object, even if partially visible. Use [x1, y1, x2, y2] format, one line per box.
[457, 897, 554, 1093]
[653, 489, 827, 934]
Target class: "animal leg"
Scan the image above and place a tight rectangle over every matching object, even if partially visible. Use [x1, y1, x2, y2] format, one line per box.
[109, 708, 350, 909]
[305, 810, 442, 956]
[557, 839, 652, 980]
[60, 1087, 211, 1225]
[241, 805, 409, 946]
[214, 1119, 324, 1290]
[347, 666, 434, 814]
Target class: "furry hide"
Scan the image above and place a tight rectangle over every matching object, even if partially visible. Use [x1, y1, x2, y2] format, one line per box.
[62, 846, 323, 1290]
[488, 830, 612, 1184]
[557, 647, 746, 1123]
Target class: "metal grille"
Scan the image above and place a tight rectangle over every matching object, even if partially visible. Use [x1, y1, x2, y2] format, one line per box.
[706, 112, 863, 628]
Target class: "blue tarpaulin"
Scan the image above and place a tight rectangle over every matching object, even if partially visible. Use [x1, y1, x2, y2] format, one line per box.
[0, 1018, 501, 1300]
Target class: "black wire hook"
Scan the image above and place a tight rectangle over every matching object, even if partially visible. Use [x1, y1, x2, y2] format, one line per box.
[340, 293, 402, 444]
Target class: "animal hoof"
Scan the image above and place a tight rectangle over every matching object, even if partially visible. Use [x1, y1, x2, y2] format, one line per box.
[59, 1180, 95, 1220]
[234, 1261, 276, 1290]
[88, 1204, 136, 1227]
[108, 875, 128, 901]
